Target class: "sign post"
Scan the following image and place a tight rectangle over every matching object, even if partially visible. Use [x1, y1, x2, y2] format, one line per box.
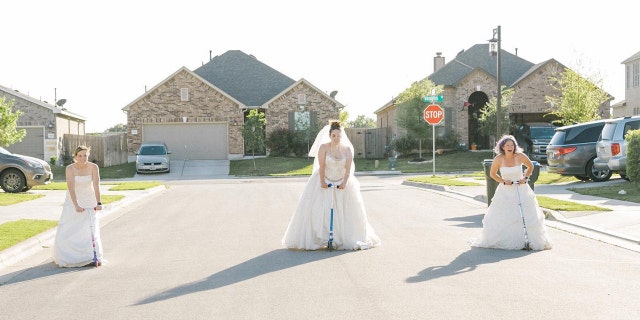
[423, 104, 445, 176]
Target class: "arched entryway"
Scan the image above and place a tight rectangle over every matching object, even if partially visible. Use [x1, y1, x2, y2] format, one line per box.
[466, 91, 490, 150]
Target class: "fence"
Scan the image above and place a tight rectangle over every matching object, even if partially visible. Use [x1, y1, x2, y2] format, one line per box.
[344, 127, 388, 159]
[62, 133, 129, 167]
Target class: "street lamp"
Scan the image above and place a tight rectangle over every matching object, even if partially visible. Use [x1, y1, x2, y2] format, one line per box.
[489, 25, 502, 138]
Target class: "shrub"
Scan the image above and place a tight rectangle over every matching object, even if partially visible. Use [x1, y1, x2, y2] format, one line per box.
[50, 156, 57, 166]
[392, 135, 418, 157]
[625, 129, 640, 186]
[266, 128, 294, 156]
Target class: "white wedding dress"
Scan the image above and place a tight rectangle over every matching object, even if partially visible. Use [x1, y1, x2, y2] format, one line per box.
[471, 165, 552, 250]
[53, 175, 104, 267]
[282, 154, 381, 250]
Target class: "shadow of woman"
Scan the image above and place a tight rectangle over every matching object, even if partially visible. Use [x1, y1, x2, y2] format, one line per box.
[134, 248, 348, 305]
[0, 261, 90, 287]
[406, 247, 528, 283]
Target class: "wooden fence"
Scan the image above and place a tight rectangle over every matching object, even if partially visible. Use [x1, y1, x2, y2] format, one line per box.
[62, 133, 129, 167]
[345, 127, 388, 159]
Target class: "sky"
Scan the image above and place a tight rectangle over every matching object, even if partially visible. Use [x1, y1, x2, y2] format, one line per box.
[2, 0, 636, 133]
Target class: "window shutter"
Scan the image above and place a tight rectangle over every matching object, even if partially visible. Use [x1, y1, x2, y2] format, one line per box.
[288, 112, 295, 131]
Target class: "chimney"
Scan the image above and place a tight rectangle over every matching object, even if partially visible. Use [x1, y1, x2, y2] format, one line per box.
[434, 52, 445, 73]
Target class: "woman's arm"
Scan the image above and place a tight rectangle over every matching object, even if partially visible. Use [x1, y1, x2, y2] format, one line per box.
[66, 166, 82, 212]
[91, 163, 102, 210]
[517, 153, 535, 184]
[341, 146, 353, 189]
[318, 144, 328, 188]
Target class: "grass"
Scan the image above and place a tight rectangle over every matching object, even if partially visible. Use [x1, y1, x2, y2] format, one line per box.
[0, 219, 59, 251]
[536, 195, 610, 212]
[50, 162, 137, 182]
[0, 193, 45, 206]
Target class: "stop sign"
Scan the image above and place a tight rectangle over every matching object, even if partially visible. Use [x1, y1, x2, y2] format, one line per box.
[423, 104, 444, 125]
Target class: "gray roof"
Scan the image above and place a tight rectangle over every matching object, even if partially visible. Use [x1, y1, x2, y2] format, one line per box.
[621, 50, 640, 64]
[194, 50, 295, 106]
[428, 44, 534, 88]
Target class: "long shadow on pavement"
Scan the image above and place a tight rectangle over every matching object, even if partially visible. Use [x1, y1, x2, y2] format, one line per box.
[0, 261, 92, 286]
[406, 247, 531, 283]
[134, 248, 348, 305]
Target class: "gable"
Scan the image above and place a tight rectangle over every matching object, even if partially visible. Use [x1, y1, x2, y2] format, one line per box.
[194, 50, 296, 107]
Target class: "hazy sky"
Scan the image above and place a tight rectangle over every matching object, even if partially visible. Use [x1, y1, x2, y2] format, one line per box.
[2, 0, 635, 132]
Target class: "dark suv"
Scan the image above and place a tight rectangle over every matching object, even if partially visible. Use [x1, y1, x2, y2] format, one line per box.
[546, 119, 612, 182]
[594, 116, 640, 180]
[514, 122, 557, 163]
[0, 146, 53, 193]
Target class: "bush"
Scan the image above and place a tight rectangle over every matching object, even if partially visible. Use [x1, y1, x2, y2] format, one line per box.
[436, 132, 460, 150]
[392, 135, 418, 156]
[625, 129, 640, 185]
[266, 128, 294, 156]
[50, 156, 57, 166]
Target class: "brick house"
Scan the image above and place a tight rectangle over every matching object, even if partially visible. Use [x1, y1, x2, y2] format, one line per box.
[375, 44, 612, 150]
[122, 50, 344, 160]
[0, 84, 86, 162]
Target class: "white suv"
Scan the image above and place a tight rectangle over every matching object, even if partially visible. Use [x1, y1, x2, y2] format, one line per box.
[594, 116, 640, 180]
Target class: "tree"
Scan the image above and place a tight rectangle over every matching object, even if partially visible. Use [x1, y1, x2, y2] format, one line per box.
[339, 110, 349, 126]
[395, 79, 443, 159]
[546, 67, 609, 125]
[478, 87, 513, 138]
[348, 115, 376, 128]
[104, 123, 127, 133]
[242, 109, 266, 170]
[0, 96, 26, 147]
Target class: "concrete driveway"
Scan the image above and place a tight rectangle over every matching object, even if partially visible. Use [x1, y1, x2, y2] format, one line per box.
[133, 159, 230, 180]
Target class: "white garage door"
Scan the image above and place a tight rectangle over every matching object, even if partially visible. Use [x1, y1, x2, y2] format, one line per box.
[6, 127, 45, 160]
[142, 123, 228, 160]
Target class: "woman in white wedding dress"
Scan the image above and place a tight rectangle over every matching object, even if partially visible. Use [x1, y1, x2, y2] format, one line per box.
[471, 135, 552, 250]
[53, 146, 105, 267]
[282, 121, 381, 250]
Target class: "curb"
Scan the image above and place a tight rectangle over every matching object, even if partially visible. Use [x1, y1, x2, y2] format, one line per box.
[0, 185, 166, 270]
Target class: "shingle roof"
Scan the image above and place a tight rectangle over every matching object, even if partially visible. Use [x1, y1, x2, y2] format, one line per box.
[428, 44, 534, 88]
[194, 50, 295, 106]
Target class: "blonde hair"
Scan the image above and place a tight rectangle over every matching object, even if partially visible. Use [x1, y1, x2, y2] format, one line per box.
[73, 145, 91, 157]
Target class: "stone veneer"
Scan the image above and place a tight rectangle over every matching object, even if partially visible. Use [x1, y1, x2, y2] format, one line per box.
[126, 71, 340, 157]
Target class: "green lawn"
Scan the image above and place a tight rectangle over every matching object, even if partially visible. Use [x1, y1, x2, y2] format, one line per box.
[0, 219, 59, 251]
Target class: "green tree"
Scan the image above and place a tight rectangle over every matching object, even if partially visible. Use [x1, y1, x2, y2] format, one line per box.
[477, 87, 514, 137]
[546, 67, 609, 125]
[104, 123, 127, 133]
[395, 79, 443, 159]
[339, 110, 349, 126]
[0, 96, 26, 147]
[242, 109, 266, 170]
[348, 115, 376, 128]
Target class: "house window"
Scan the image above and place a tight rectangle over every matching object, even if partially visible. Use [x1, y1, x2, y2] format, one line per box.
[297, 94, 306, 105]
[181, 88, 189, 101]
[294, 111, 310, 131]
[633, 62, 640, 88]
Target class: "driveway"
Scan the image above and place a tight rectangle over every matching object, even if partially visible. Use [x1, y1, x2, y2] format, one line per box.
[133, 159, 230, 180]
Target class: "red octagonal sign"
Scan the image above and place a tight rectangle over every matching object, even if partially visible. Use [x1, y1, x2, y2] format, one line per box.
[423, 104, 444, 125]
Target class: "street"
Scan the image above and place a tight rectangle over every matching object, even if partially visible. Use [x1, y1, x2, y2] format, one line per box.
[1, 175, 639, 319]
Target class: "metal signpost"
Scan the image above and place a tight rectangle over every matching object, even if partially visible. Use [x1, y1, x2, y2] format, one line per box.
[423, 100, 444, 176]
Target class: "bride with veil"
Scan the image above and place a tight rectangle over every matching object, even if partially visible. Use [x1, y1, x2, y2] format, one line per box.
[282, 120, 381, 250]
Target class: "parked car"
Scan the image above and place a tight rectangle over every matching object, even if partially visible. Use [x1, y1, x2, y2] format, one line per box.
[0, 147, 53, 193]
[514, 122, 557, 163]
[546, 119, 612, 182]
[594, 115, 640, 180]
[136, 142, 171, 174]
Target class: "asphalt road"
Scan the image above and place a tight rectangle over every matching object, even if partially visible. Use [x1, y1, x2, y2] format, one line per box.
[1, 175, 639, 319]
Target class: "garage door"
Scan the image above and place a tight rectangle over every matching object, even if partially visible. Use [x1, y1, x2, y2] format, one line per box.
[5, 127, 45, 159]
[142, 123, 228, 160]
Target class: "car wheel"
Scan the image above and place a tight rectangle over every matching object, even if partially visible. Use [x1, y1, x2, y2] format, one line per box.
[586, 158, 612, 182]
[0, 168, 27, 193]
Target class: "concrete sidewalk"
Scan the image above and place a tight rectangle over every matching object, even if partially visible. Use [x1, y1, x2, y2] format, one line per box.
[406, 177, 640, 252]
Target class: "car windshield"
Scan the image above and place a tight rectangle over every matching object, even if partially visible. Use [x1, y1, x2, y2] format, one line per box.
[0, 147, 11, 155]
[530, 127, 556, 139]
[139, 145, 167, 155]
